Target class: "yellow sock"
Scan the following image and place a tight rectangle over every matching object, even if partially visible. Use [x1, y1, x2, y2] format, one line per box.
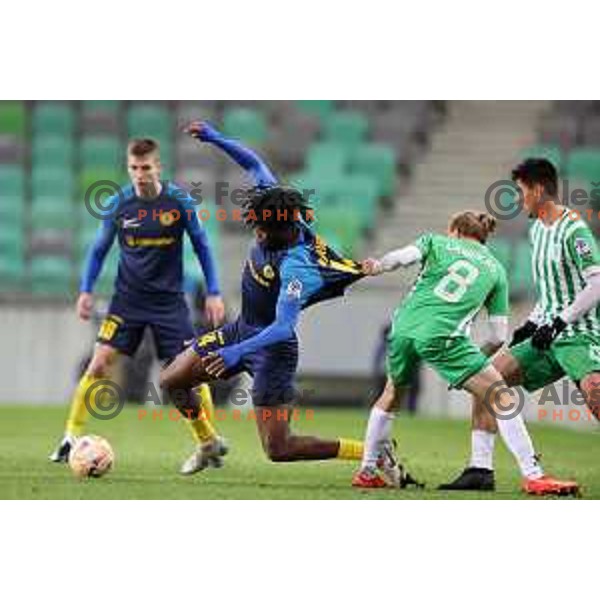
[337, 438, 364, 460]
[186, 385, 218, 444]
[65, 373, 100, 436]
[197, 384, 215, 424]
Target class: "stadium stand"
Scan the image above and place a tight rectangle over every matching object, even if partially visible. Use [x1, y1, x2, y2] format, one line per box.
[0, 100, 445, 301]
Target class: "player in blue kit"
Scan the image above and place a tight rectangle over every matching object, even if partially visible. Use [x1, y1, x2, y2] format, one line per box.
[160, 122, 405, 478]
[50, 138, 227, 473]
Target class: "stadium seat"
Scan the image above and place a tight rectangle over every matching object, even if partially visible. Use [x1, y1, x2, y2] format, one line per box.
[305, 143, 352, 175]
[316, 207, 363, 254]
[0, 165, 25, 196]
[329, 174, 380, 228]
[30, 256, 74, 296]
[295, 101, 335, 121]
[32, 167, 74, 198]
[32, 135, 74, 169]
[268, 109, 320, 169]
[518, 145, 563, 171]
[511, 240, 533, 298]
[83, 101, 121, 115]
[323, 110, 369, 148]
[0, 134, 25, 163]
[223, 107, 267, 145]
[127, 104, 171, 139]
[0, 101, 26, 136]
[0, 194, 25, 226]
[81, 135, 122, 170]
[350, 143, 397, 197]
[32, 102, 75, 136]
[566, 148, 600, 181]
[0, 219, 25, 258]
[79, 169, 124, 198]
[31, 197, 74, 231]
[0, 254, 25, 291]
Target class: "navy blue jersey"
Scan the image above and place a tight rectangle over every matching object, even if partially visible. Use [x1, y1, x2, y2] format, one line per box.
[241, 222, 364, 327]
[80, 182, 220, 299]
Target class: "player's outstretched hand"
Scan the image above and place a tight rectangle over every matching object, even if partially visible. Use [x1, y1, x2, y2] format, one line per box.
[205, 295, 225, 327]
[76, 292, 94, 321]
[184, 120, 219, 142]
[361, 258, 383, 276]
[202, 352, 227, 379]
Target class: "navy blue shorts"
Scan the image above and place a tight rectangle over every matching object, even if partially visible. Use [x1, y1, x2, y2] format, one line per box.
[192, 318, 299, 407]
[98, 292, 194, 361]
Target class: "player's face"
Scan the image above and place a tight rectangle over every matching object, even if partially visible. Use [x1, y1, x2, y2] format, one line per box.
[516, 179, 543, 217]
[128, 153, 161, 196]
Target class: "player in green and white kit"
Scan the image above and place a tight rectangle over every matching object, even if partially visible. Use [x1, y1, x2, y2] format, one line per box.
[353, 210, 578, 495]
[444, 159, 595, 493]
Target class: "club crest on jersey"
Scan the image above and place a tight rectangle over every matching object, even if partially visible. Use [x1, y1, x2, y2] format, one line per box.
[262, 265, 275, 280]
[574, 237, 592, 258]
[159, 211, 177, 227]
[286, 279, 303, 300]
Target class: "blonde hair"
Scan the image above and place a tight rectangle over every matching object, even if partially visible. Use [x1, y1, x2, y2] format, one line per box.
[449, 210, 497, 244]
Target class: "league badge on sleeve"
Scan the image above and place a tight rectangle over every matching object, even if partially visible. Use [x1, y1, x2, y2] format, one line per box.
[574, 237, 592, 257]
[286, 278, 303, 300]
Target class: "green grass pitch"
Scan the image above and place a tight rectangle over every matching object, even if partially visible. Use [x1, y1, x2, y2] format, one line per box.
[0, 405, 597, 499]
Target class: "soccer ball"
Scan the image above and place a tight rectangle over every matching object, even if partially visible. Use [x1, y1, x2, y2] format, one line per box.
[68, 435, 115, 479]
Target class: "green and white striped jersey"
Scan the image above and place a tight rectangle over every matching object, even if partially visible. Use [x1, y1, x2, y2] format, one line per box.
[529, 208, 600, 336]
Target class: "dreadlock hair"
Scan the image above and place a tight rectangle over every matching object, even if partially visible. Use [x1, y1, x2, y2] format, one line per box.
[242, 185, 312, 248]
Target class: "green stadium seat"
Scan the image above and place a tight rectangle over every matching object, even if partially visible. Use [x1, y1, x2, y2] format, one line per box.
[289, 171, 338, 211]
[306, 143, 352, 175]
[0, 102, 26, 136]
[0, 254, 25, 291]
[32, 136, 74, 169]
[0, 165, 25, 196]
[488, 238, 511, 270]
[0, 195, 26, 228]
[79, 169, 124, 198]
[32, 166, 75, 198]
[511, 240, 533, 298]
[316, 207, 363, 254]
[566, 148, 600, 181]
[127, 104, 171, 139]
[350, 144, 397, 196]
[323, 110, 369, 148]
[0, 220, 25, 258]
[30, 256, 74, 296]
[223, 107, 267, 145]
[83, 101, 121, 115]
[32, 103, 75, 136]
[518, 145, 563, 170]
[81, 135, 122, 170]
[30, 197, 74, 231]
[329, 174, 379, 227]
[295, 101, 335, 120]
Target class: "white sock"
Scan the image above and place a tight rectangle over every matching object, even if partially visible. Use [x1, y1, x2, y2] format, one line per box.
[469, 430, 495, 470]
[496, 415, 543, 479]
[362, 406, 395, 470]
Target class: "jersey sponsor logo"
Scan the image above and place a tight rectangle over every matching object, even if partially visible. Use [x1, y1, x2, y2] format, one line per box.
[574, 237, 592, 257]
[125, 236, 176, 248]
[121, 217, 141, 229]
[286, 278, 303, 300]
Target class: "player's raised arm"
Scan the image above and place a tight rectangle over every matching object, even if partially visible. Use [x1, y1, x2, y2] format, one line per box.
[77, 219, 117, 320]
[185, 121, 277, 188]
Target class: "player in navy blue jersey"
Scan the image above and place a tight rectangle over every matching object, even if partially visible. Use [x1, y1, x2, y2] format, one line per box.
[50, 138, 227, 473]
[160, 122, 403, 477]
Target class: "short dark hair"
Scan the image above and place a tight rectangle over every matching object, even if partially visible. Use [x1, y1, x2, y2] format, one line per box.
[127, 138, 160, 157]
[511, 158, 558, 197]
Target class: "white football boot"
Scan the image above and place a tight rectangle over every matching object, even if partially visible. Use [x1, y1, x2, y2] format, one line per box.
[179, 436, 229, 475]
[49, 433, 78, 463]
